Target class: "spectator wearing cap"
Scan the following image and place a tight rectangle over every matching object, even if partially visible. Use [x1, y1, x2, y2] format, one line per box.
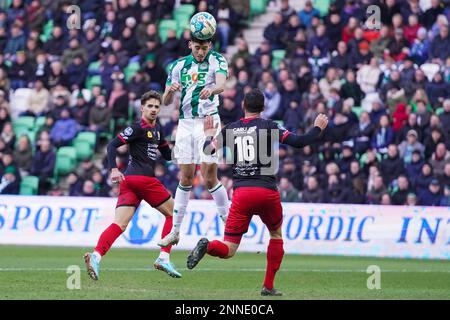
[301, 176, 324, 203]
[380, 144, 406, 185]
[0, 163, 20, 194]
[429, 142, 450, 178]
[50, 108, 79, 147]
[398, 129, 425, 164]
[418, 179, 443, 206]
[351, 40, 373, 70]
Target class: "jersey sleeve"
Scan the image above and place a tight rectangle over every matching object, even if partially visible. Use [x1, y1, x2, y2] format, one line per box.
[157, 125, 172, 161]
[210, 53, 228, 76]
[117, 124, 142, 144]
[165, 60, 180, 87]
[269, 121, 291, 144]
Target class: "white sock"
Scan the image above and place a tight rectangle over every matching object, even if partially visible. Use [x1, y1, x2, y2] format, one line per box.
[171, 184, 192, 233]
[158, 251, 170, 262]
[209, 183, 229, 221]
[92, 251, 102, 262]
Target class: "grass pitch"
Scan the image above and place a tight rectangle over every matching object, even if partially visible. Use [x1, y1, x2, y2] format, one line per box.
[0, 245, 448, 300]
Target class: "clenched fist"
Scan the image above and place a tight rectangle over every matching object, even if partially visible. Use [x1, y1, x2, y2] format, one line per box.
[314, 114, 328, 130]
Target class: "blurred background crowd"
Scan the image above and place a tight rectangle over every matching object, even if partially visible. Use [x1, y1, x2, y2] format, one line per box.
[0, 0, 449, 206]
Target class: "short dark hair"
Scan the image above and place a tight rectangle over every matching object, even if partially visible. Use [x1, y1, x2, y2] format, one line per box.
[190, 33, 212, 44]
[243, 88, 265, 113]
[141, 90, 162, 106]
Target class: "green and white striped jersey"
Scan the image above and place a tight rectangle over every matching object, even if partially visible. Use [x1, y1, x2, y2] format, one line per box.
[166, 51, 228, 119]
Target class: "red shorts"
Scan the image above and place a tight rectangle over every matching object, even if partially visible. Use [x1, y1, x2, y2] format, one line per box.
[116, 175, 171, 208]
[224, 187, 283, 244]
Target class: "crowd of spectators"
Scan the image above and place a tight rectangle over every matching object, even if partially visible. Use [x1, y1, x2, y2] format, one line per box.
[0, 0, 449, 207]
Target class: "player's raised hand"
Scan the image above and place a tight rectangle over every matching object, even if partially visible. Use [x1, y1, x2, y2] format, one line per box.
[203, 115, 218, 136]
[314, 114, 328, 130]
[111, 168, 125, 184]
[200, 87, 212, 100]
[169, 83, 181, 92]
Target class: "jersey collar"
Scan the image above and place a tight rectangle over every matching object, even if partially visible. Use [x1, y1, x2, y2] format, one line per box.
[240, 115, 260, 123]
[140, 118, 156, 128]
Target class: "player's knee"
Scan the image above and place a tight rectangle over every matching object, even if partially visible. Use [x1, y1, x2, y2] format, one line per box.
[269, 229, 282, 240]
[180, 176, 194, 187]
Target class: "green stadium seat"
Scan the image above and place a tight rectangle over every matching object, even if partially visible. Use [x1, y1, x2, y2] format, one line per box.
[250, 0, 267, 17]
[85, 75, 102, 90]
[173, 4, 196, 22]
[176, 18, 190, 38]
[54, 146, 77, 178]
[35, 116, 46, 131]
[74, 140, 93, 161]
[74, 132, 97, 149]
[124, 62, 141, 82]
[39, 19, 54, 43]
[14, 116, 35, 130]
[313, 0, 331, 17]
[19, 175, 39, 195]
[88, 60, 101, 74]
[271, 49, 286, 70]
[352, 106, 363, 118]
[435, 107, 444, 115]
[12, 124, 30, 137]
[158, 19, 178, 43]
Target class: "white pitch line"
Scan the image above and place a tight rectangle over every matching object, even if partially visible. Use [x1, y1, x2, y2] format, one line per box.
[0, 268, 449, 273]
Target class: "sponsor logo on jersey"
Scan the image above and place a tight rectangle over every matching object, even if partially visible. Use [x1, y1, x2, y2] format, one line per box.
[181, 72, 207, 87]
[232, 126, 257, 134]
[147, 131, 153, 138]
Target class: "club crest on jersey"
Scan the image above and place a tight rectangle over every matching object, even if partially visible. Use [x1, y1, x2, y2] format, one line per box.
[124, 127, 133, 136]
[147, 131, 153, 138]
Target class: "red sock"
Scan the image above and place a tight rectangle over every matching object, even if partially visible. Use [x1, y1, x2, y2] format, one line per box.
[207, 240, 229, 258]
[160, 216, 173, 253]
[263, 239, 284, 290]
[94, 223, 123, 256]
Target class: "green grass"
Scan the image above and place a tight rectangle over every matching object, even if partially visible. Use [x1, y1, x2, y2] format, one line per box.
[0, 246, 449, 300]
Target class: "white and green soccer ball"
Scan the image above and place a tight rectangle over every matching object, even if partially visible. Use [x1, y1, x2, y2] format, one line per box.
[190, 12, 217, 40]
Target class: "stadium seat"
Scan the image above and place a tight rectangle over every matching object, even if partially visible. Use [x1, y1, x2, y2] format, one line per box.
[35, 116, 46, 131]
[39, 19, 54, 43]
[87, 60, 101, 75]
[19, 176, 39, 195]
[352, 106, 363, 118]
[173, 4, 196, 22]
[74, 140, 93, 161]
[13, 116, 35, 131]
[313, 0, 331, 17]
[74, 132, 97, 149]
[435, 107, 444, 115]
[54, 146, 77, 178]
[176, 19, 190, 38]
[124, 62, 141, 82]
[85, 75, 102, 90]
[271, 49, 286, 70]
[250, 0, 267, 17]
[158, 19, 178, 43]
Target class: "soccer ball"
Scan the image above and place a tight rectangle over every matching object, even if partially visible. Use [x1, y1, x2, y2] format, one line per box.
[190, 12, 217, 40]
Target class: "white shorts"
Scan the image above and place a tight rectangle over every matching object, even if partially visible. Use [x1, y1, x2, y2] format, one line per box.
[174, 114, 221, 164]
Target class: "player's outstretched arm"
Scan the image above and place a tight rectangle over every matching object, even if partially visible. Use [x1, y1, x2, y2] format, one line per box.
[106, 137, 126, 184]
[282, 114, 328, 148]
[162, 82, 181, 106]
